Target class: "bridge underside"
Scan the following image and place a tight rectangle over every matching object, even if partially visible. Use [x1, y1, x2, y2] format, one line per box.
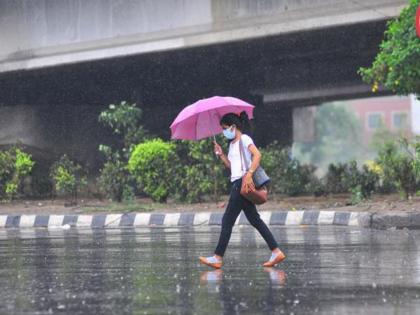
[0, 20, 390, 169]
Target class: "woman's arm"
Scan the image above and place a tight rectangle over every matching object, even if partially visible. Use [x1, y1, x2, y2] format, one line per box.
[247, 144, 261, 173]
[214, 141, 231, 169]
[219, 153, 231, 169]
[243, 144, 261, 192]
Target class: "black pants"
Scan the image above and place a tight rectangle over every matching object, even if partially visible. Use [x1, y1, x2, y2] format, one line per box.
[214, 178, 279, 257]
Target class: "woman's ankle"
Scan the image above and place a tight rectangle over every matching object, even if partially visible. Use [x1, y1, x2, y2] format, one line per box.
[272, 248, 281, 254]
[214, 254, 223, 260]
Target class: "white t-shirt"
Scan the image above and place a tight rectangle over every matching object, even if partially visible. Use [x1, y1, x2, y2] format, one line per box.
[228, 134, 254, 182]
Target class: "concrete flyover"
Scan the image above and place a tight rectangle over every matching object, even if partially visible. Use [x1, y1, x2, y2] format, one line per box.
[0, 0, 408, 170]
[0, 0, 406, 73]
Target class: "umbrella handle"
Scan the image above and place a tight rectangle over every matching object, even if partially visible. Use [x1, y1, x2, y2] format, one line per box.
[208, 111, 221, 158]
[212, 135, 222, 159]
[214, 135, 219, 159]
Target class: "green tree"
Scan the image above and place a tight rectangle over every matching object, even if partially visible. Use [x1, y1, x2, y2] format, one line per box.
[98, 101, 148, 157]
[97, 101, 148, 202]
[359, 0, 420, 97]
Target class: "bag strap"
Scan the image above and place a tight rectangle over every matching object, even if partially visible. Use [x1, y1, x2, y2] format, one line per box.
[238, 138, 250, 172]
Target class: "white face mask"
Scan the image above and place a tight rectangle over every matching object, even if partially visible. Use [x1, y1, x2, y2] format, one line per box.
[222, 126, 236, 139]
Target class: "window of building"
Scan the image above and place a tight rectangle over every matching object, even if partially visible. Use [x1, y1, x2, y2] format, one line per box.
[367, 113, 383, 129]
[392, 112, 408, 129]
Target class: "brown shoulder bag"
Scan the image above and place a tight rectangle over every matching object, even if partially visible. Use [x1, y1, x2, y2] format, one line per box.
[238, 139, 269, 205]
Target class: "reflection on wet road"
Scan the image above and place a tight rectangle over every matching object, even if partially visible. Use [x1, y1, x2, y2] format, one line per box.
[0, 226, 420, 314]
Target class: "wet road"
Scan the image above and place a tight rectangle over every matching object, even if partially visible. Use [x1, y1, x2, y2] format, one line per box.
[0, 226, 420, 315]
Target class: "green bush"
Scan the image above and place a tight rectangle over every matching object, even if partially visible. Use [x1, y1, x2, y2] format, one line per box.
[173, 139, 229, 203]
[128, 139, 178, 202]
[283, 163, 318, 197]
[27, 162, 54, 198]
[324, 161, 379, 201]
[261, 142, 318, 196]
[97, 157, 135, 202]
[324, 163, 352, 194]
[0, 147, 35, 201]
[347, 162, 379, 203]
[376, 137, 420, 199]
[50, 155, 87, 203]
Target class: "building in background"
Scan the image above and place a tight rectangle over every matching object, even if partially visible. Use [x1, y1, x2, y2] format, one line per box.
[347, 95, 414, 144]
[411, 95, 420, 135]
[292, 94, 418, 172]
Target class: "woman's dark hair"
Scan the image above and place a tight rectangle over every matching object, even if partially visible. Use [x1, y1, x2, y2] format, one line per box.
[220, 111, 252, 135]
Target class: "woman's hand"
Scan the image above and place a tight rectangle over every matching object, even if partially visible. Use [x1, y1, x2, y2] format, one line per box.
[214, 141, 231, 169]
[213, 141, 223, 156]
[243, 172, 255, 193]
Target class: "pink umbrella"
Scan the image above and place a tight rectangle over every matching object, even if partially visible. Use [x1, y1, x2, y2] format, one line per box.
[170, 96, 255, 140]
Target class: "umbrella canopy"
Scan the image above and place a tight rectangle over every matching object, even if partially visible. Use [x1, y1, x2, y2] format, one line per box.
[170, 96, 255, 140]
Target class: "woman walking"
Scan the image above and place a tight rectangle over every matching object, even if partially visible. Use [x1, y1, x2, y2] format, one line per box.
[199, 111, 286, 269]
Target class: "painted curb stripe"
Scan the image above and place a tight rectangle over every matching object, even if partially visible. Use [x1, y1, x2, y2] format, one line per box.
[34, 215, 49, 227]
[285, 211, 304, 225]
[48, 215, 64, 227]
[333, 212, 351, 225]
[348, 212, 360, 226]
[6, 215, 20, 228]
[104, 214, 122, 227]
[0, 215, 7, 228]
[149, 213, 165, 225]
[20, 215, 36, 228]
[209, 213, 223, 225]
[77, 215, 93, 227]
[134, 213, 151, 226]
[193, 213, 210, 225]
[119, 213, 136, 226]
[302, 211, 319, 225]
[163, 213, 181, 226]
[91, 215, 106, 228]
[0, 211, 374, 229]
[318, 211, 335, 225]
[270, 212, 287, 225]
[63, 215, 78, 226]
[178, 213, 194, 226]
